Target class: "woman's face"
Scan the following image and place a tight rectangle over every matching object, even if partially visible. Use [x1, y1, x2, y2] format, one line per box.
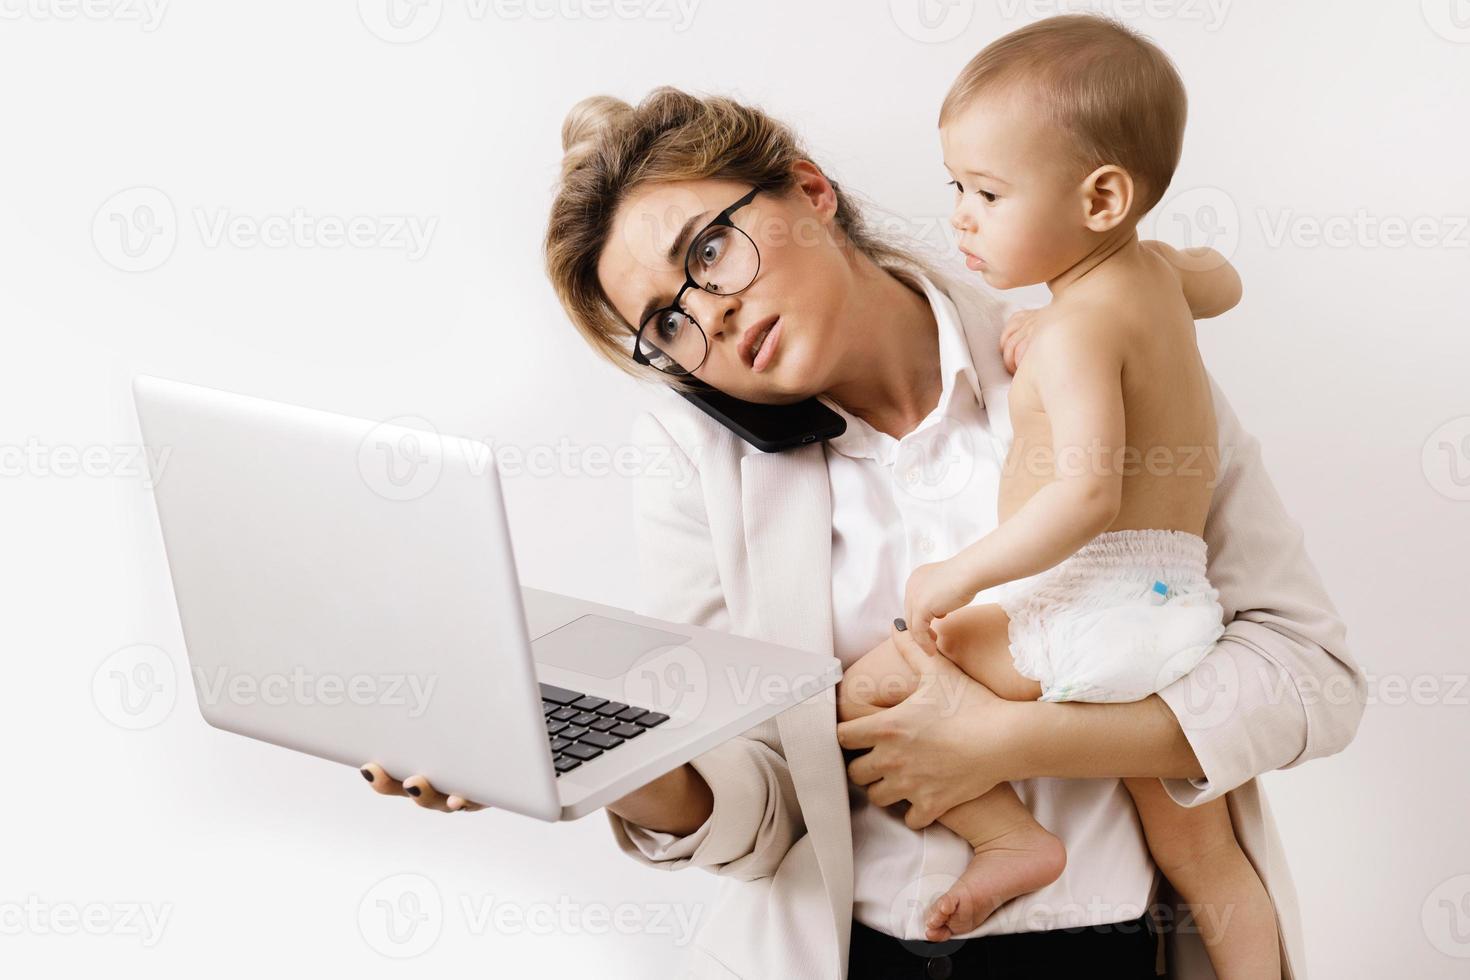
[596, 167, 856, 404]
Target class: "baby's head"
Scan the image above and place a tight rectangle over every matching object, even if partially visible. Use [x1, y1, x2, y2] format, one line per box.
[939, 14, 1186, 289]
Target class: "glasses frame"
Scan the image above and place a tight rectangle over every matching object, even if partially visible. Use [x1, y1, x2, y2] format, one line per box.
[631, 186, 762, 376]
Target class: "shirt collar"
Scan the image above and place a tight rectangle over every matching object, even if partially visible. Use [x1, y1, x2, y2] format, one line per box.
[819, 271, 981, 463]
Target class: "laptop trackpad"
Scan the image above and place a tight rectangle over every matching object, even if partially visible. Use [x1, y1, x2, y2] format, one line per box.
[532, 614, 691, 680]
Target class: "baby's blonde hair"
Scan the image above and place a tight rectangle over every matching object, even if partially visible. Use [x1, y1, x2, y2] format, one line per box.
[939, 14, 1187, 216]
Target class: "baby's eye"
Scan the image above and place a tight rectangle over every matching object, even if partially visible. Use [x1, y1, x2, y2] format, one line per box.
[947, 179, 997, 204]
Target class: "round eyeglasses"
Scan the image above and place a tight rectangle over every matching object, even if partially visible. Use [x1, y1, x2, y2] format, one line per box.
[632, 186, 761, 376]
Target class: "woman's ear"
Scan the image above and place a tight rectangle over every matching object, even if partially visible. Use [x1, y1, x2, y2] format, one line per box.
[1080, 165, 1135, 232]
[790, 159, 838, 220]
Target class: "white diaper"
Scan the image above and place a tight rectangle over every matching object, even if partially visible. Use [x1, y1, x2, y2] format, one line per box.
[996, 529, 1225, 703]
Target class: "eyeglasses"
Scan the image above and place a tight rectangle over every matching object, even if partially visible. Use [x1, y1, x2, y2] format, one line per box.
[632, 186, 761, 376]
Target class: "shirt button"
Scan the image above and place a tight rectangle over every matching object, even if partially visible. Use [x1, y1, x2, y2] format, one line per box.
[904, 468, 919, 485]
[917, 536, 934, 554]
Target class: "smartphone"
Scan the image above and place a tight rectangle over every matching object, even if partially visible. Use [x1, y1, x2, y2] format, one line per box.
[675, 378, 846, 453]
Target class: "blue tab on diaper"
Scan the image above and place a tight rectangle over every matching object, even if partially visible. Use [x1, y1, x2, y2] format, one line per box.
[1150, 580, 1170, 605]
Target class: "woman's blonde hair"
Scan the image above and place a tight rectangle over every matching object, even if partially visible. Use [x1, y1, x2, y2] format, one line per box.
[543, 86, 932, 390]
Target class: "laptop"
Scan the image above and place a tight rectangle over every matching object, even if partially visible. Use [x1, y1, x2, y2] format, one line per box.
[132, 376, 841, 822]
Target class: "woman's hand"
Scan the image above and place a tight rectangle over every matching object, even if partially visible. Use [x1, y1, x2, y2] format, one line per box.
[835, 621, 1030, 830]
[359, 762, 487, 813]
[999, 307, 1043, 374]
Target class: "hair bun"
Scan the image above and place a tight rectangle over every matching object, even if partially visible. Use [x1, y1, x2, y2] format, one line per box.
[560, 95, 632, 179]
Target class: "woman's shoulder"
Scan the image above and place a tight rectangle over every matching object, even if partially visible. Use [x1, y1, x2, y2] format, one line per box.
[885, 257, 1011, 351]
[632, 383, 747, 469]
[918, 262, 1010, 334]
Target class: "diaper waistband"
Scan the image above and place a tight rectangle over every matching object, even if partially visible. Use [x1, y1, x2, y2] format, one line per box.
[1062, 529, 1209, 581]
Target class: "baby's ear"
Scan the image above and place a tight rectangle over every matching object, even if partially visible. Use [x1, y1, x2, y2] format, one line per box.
[1080, 165, 1135, 233]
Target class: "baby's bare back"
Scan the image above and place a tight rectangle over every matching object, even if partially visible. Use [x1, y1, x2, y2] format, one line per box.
[998, 251, 1219, 535]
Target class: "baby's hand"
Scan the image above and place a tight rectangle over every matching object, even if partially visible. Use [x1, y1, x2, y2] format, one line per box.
[903, 559, 978, 657]
[1000, 308, 1043, 374]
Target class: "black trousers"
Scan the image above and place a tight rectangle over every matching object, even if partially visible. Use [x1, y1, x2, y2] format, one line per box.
[847, 915, 1160, 979]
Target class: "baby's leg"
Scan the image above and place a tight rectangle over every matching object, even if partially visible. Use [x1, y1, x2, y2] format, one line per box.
[1125, 777, 1281, 979]
[838, 605, 1065, 941]
[933, 602, 1044, 702]
[836, 634, 922, 723]
[921, 605, 1064, 939]
[836, 604, 1042, 725]
[920, 783, 1067, 942]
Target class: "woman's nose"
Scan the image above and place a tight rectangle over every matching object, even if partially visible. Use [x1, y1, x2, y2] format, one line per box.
[686, 289, 737, 340]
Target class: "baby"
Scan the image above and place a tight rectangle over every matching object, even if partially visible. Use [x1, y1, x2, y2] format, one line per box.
[836, 15, 1279, 978]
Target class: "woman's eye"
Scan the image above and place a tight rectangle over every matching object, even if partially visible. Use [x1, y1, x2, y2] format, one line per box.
[693, 228, 729, 269]
[656, 311, 685, 340]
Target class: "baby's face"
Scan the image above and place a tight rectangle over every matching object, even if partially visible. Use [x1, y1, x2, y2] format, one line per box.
[940, 94, 1093, 290]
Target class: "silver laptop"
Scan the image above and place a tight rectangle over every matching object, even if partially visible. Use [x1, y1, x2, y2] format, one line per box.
[132, 376, 840, 822]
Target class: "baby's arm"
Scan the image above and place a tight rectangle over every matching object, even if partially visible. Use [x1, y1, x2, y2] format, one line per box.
[1142, 240, 1243, 318]
[950, 317, 1125, 589]
[904, 316, 1126, 648]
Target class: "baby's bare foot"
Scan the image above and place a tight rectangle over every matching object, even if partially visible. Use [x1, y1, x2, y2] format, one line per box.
[923, 822, 1066, 941]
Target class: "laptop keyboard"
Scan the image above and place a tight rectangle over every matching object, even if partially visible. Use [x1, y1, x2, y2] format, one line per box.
[539, 682, 670, 776]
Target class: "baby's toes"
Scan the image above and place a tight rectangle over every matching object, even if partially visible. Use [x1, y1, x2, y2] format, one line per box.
[924, 894, 957, 937]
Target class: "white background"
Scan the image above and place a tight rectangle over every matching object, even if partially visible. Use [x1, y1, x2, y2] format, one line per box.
[2, 0, 1467, 976]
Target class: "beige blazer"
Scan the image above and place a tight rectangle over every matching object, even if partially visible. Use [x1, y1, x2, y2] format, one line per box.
[606, 268, 1365, 979]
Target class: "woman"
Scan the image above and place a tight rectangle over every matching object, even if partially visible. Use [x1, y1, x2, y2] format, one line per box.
[362, 88, 1364, 979]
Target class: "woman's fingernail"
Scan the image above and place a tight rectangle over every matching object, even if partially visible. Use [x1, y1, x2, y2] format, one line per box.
[406, 785, 421, 797]
[894, 617, 907, 631]
[361, 768, 374, 783]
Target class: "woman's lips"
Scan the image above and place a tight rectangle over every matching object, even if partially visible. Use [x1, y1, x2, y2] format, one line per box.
[751, 318, 782, 373]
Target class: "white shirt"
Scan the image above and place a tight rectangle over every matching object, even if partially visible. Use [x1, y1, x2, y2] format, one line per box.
[625, 273, 1159, 941]
[818, 274, 1158, 940]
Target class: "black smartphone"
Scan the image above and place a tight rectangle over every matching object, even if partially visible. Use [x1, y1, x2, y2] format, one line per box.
[675, 378, 846, 453]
